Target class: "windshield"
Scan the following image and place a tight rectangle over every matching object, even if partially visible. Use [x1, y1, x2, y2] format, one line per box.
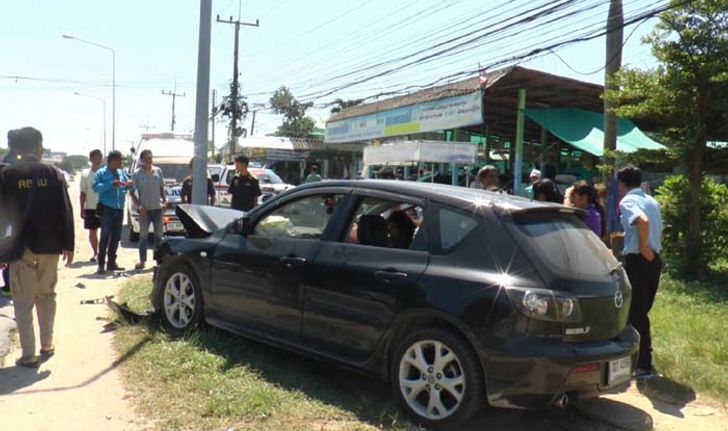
[156, 163, 189, 183]
[251, 169, 284, 184]
[510, 212, 618, 278]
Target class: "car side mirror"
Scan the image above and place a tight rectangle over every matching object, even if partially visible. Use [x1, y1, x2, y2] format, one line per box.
[234, 216, 252, 236]
[211, 173, 220, 182]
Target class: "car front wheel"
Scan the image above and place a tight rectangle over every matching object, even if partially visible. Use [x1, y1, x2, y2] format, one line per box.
[157, 264, 203, 334]
[391, 328, 484, 429]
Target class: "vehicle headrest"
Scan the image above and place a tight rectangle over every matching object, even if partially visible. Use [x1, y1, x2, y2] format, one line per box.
[357, 214, 388, 247]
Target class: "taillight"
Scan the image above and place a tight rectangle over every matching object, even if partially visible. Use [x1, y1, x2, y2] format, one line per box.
[505, 287, 582, 322]
[572, 363, 600, 374]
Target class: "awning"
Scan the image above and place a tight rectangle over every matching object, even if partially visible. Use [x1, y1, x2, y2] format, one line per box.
[238, 136, 294, 150]
[524, 108, 664, 157]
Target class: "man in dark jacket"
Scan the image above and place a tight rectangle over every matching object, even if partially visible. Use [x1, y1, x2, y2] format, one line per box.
[0, 127, 74, 368]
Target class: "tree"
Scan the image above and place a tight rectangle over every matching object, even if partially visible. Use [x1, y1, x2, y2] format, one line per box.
[330, 98, 363, 114]
[269, 86, 316, 138]
[607, 0, 728, 278]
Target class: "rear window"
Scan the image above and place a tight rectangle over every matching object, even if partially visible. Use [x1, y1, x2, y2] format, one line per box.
[511, 212, 618, 278]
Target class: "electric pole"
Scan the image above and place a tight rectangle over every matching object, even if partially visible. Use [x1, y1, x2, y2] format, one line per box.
[162, 83, 186, 131]
[250, 109, 257, 136]
[211, 89, 217, 158]
[603, 0, 623, 179]
[217, 5, 259, 158]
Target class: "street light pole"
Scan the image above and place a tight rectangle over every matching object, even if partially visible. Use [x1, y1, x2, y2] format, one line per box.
[63, 34, 116, 151]
[73, 92, 107, 155]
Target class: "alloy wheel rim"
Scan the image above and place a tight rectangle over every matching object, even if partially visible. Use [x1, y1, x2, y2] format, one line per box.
[164, 272, 196, 329]
[398, 339, 466, 421]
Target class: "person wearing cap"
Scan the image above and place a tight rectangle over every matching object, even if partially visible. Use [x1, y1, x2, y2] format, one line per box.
[229, 155, 261, 212]
[93, 150, 132, 274]
[0, 127, 74, 367]
[525, 168, 541, 199]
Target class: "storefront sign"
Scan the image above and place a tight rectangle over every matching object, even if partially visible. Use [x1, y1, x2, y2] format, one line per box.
[326, 91, 483, 143]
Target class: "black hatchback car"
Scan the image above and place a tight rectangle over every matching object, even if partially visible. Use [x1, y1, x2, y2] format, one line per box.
[152, 180, 638, 429]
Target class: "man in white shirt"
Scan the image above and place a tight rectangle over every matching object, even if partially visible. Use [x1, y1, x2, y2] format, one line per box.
[80, 149, 103, 262]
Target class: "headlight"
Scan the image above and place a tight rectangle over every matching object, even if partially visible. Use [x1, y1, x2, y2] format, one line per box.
[506, 287, 582, 322]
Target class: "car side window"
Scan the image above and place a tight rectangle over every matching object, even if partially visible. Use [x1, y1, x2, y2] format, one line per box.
[253, 194, 343, 239]
[225, 169, 235, 185]
[343, 197, 426, 251]
[439, 208, 478, 251]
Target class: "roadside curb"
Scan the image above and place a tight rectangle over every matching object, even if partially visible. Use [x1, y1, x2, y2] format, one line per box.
[0, 297, 17, 368]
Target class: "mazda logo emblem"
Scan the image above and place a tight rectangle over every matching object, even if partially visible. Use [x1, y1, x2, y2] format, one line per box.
[614, 290, 624, 309]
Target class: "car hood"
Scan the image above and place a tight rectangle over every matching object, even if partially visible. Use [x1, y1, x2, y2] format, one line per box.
[175, 204, 246, 238]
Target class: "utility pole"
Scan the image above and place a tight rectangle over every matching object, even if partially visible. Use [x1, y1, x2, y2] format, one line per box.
[162, 82, 186, 131]
[217, 4, 259, 158]
[211, 89, 217, 158]
[250, 109, 257, 136]
[603, 0, 623, 180]
[192, 0, 212, 205]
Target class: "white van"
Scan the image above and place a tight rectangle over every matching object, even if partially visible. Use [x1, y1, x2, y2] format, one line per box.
[126, 133, 194, 241]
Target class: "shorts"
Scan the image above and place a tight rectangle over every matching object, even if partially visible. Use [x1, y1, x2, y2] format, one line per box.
[84, 209, 101, 229]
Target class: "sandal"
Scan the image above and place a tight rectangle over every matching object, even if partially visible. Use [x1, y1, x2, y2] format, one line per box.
[16, 356, 41, 368]
[40, 347, 55, 358]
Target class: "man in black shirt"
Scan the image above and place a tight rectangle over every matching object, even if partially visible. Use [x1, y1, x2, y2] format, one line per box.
[0, 127, 74, 367]
[180, 158, 216, 205]
[229, 155, 261, 212]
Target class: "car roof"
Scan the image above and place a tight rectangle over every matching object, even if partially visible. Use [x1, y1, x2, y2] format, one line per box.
[294, 179, 567, 214]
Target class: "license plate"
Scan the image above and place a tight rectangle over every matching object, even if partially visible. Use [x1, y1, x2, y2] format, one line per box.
[608, 356, 631, 385]
[166, 222, 183, 232]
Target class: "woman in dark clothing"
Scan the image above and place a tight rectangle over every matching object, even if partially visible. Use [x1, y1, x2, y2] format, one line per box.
[532, 179, 563, 203]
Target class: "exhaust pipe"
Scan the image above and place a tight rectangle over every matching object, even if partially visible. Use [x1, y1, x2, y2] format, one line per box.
[553, 393, 570, 409]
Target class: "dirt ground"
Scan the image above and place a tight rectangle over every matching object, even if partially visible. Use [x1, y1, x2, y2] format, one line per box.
[0, 178, 726, 431]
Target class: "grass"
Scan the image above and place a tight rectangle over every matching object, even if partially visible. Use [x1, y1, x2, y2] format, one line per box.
[114, 276, 416, 431]
[113, 271, 728, 430]
[650, 272, 728, 404]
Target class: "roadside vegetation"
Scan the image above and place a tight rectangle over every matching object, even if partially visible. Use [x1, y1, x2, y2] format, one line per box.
[114, 277, 414, 431]
[114, 270, 727, 431]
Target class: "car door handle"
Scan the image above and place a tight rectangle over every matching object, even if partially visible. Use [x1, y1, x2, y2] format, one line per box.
[280, 255, 307, 269]
[374, 270, 408, 282]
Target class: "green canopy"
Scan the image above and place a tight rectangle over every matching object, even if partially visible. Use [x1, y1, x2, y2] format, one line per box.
[525, 108, 664, 157]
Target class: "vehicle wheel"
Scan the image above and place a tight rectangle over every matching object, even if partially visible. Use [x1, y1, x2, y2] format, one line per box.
[156, 263, 203, 335]
[391, 328, 484, 430]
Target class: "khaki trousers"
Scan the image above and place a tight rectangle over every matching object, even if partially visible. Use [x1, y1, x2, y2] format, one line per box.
[9, 248, 59, 358]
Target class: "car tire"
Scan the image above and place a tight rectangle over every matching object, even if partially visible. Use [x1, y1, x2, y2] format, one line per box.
[391, 328, 484, 430]
[156, 263, 203, 335]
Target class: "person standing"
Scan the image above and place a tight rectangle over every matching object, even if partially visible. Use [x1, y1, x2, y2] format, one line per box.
[304, 165, 322, 183]
[93, 150, 132, 275]
[229, 155, 261, 212]
[80, 149, 103, 262]
[470, 165, 501, 192]
[524, 169, 541, 199]
[617, 165, 663, 380]
[568, 180, 606, 238]
[1, 131, 20, 297]
[181, 158, 216, 205]
[129, 150, 166, 270]
[0, 127, 74, 367]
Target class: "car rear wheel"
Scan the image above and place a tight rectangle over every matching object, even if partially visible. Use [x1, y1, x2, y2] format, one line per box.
[157, 264, 202, 335]
[391, 328, 484, 429]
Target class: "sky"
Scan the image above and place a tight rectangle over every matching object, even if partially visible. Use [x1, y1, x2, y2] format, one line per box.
[0, 0, 663, 156]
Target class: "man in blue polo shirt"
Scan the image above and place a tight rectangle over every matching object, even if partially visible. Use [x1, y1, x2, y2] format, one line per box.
[618, 165, 663, 380]
[93, 150, 132, 275]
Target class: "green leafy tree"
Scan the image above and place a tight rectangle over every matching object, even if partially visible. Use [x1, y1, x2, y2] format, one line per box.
[269, 86, 316, 137]
[66, 155, 90, 171]
[330, 98, 363, 114]
[607, 0, 728, 278]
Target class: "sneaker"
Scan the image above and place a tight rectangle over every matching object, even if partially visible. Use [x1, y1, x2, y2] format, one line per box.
[16, 356, 41, 368]
[107, 263, 125, 272]
[134, 262, 145, 270]
[96, 267, 107, 275]
[633, 368, 655, 380]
